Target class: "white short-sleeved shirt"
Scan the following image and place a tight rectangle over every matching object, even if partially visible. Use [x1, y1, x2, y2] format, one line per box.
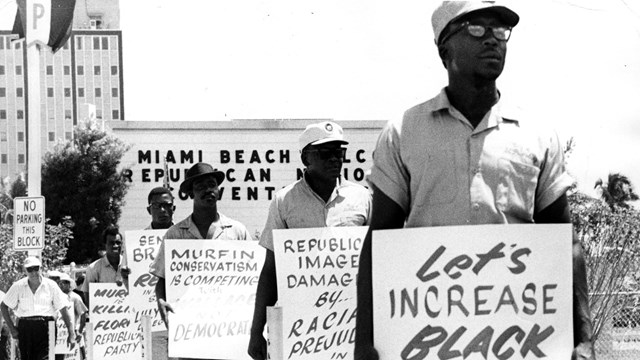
[149, 212, 251, 278]
[259, 175, 371, 251]
[2, 277, 67, 318]
[370, 88, 573, 227]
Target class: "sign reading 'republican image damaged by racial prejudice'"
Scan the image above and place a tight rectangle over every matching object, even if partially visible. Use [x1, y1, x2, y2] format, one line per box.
[164, 239, 265, 359]
[268, 226, 368, 360]
[372, 224, 573, 360]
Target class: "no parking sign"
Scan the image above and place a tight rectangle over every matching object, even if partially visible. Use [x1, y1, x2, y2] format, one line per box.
[13, 196, 45, 251]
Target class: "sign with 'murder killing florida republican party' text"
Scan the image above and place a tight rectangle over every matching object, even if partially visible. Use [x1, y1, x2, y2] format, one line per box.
[269, 226, 368, 360]
[165, 239, 265, 359]
[372, 224, 573, 360]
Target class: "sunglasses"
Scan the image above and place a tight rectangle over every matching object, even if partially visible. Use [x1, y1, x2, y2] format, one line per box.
[306, 148, 347, 160]
[440, 22, 512, 45]
[149, 202, 175, 211]
[26, 266, 40, 272]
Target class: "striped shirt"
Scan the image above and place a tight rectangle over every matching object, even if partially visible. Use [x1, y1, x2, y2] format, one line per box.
[2, 277, 67, 318]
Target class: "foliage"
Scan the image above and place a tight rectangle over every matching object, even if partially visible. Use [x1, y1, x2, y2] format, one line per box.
[41, 120, 131, 264]
[0, 175, 27, 224]
[595, 173, 639, 210]
[569, 190, 640, 340]
[0, 220, 73, 292]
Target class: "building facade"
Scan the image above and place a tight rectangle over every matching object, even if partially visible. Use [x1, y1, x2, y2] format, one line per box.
[0, 0, 122, 180]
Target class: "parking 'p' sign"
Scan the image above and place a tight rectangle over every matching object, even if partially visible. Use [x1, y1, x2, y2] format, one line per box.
[13, 196, 45, 251]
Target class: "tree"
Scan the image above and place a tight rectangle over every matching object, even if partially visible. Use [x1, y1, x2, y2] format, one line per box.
[594, 173, 639, 210]
[42, 120, 131, 263]
[0, 174, 27, 224]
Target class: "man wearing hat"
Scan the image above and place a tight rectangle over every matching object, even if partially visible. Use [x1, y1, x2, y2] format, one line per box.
[248, 121, 371, 359]
[354, 1, 594, 359]
[1, 257, 76, 360]
[149, 163, 250, 341]
[56, 273, 88, 360]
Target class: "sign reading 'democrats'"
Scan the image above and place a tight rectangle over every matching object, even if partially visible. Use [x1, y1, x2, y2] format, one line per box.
[89, 283, 141, 359]
[125, 229, 168, 332]
[372, 224, 573, 360]
[165, 239, 265, 359]
[270, 226, 368, 360]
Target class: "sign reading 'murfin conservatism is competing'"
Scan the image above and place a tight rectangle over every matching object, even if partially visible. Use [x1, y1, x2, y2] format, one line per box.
[372, 224, 573, 360]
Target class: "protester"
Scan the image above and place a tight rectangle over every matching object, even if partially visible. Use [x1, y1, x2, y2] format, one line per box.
[0, 257, 75, 360]
[248, 121, 371, 359]
[81, 225, 130, 310]
[149, 162, 251, 360]
[354, 2, 595, 359]
[56, 273, 87, 360]
[0, 290, 7, 360]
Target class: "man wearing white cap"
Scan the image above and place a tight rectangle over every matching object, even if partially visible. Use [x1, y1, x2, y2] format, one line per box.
[355, 1, 594, 359]
[248, 121, 371, 359]
[0, 257, 75, 360]
[57, 273, 88, 360]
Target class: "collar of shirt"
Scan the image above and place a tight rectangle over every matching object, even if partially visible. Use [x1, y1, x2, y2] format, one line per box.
[432, 87, 522, 133]
[178, 213, 232, 239]
[301, 171, 344, 205]
[99, 254, 123, 270]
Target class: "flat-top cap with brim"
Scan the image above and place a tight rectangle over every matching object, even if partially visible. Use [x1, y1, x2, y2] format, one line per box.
[432, 1, 519, 45]
[179, 162, 225, 194]
[24, 256, 42, 268]
[58, 273, 76, 290]
[47, 270, 63, 278]
[299, 121, 349, 152]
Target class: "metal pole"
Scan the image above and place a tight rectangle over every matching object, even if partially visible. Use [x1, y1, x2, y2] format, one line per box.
[26, 42, 42, 197]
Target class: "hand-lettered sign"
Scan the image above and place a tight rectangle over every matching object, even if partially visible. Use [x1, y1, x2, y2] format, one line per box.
[372, 224, 573, 360]
[165, 239, 265, 359]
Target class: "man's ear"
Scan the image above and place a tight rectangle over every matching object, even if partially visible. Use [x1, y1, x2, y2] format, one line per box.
[188, 191, 195, 199]
[301, 151, 309, 167]
[146, 206, 152, 215]
[438, 43, 449, 69]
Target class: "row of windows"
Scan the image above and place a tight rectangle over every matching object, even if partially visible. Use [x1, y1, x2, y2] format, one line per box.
[1, 34, 118, 52]
[0, 110, 25, 119]
[1, 64, 119, 76]
[0, 37, 21, 50]
[0, 88, 23, 97]
[1, 108, 120, 120]
[46, 87, 119, 98]
[0, 154, 25, 164]
[0, 131, 73, 143]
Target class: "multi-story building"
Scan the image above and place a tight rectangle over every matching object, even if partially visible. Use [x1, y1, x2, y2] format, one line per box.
[0, 0, 122, 179]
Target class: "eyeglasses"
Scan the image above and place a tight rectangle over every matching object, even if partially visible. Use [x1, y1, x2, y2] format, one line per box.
[306, 148, 346, 160]
[26, 266, 40, 272]
[149, 202, 175, 211]
[439, 22, 512, 45]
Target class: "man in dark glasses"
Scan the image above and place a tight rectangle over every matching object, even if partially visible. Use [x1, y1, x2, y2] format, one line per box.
[1, 257, 75, 360]
[146, 186, 176, 230]
[355, 1, 594, 360]
[248, 121, 371, 359]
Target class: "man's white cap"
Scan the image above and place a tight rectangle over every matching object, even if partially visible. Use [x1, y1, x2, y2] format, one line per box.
[48, 270, 63, 278]
[23, 256, 42, 268]
[432, 1, 519, 44]
[58, 273, 77, 290]
[299, 121, 348, 151]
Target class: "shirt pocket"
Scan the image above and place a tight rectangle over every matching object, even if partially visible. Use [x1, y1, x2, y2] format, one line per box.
[338, 211, 367, 226]
[413, 149, 457, 207]
[496, 158, 540, 221]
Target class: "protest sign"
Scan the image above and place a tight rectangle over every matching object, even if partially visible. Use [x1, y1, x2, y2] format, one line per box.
[55, 309, 79, 359]
[165, 239, 265, 359]
[89, 283, 141, 359]
[125, 229, 168, 332]
[372, 224, 573, 360]
[270, 226, 367, 360]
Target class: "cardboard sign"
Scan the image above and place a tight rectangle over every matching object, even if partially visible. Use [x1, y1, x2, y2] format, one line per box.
[89, 283, 142, 359]
[165, 239, 265, 359]
[55, 308, 75, 355]
[13, 196, 45, 250]
[125, 229, 168, 332]
[270, 226, 367, 360]
[372, 224, 573, 360]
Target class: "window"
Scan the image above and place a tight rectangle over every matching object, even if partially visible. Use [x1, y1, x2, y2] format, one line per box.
[64, 88, 71, 97]
[111, 66, 118, 75]
[93, 37, 100, 49]
[64, 66, 70, 75]
[95, 88, 101, 97]
[15, 65, 22, 75]
[16, 88, 23, 97]
[5, 38, 10, 49]
[18, 154, 25, 164]
[0, 88, 5, 97]
[78, 88, 85, 97]
[0, 110, 5, 119]
[65, 109, 72, 119]
[111, 88, 118, 97]
[76, 37, 83, 50]
[0, 132, 6, 141]
[47, 88, 54, 97]
[94, 66, 101, 75]
[18, 132, 24, 141]
[77, 65, 84, 75]
[0, 39, 3, 50]
[65, 132, 72, 140]
[15, 41, 20, 49]
[102, 37, 108, 50]
[0, 65, 4, 75]
[1, 155, 6, 164]
[17, 110, 23, 119]
[49, 132, 55, 141]
[96, 109, 102, 119]
[46, 66, 53, 75]
[112, 109, 119, 120]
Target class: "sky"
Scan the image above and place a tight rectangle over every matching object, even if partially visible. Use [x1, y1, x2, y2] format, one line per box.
[1, 0, 640, 195]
